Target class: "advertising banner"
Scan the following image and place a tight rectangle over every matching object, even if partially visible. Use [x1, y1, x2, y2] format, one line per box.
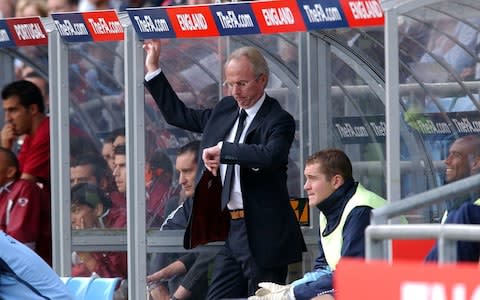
[336, 259, 480, 300]
[298, 0, 349, 30]
[5, 17, 48, 47]
[0, 20, 15, 48]
[127, 0, 385, 39]
[52, 10, 124, 43]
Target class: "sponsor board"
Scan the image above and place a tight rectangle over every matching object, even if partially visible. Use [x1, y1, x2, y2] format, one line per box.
[52, 10, 124, 42]
[336, 258, 480, 300]
[5, 17, 48, 47]
[339, 0, 384, 27]
[127, 7, 176, 39]
[82, 10, 124, 42]
[166, 5, 219, 38]
[250, 0, 306, 34]
[334, 111, 480, 144]
[210, 2, 260, 36]
[123, 0, 386, 39]
[0, 20, 15, 48]
[298, 0, 349, 30]
[52, 13, 92, 42]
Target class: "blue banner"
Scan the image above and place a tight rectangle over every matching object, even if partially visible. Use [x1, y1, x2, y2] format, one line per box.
[209, 3, 260, 36]
[127, 8, 176, 39]
[297, 0, 348, 30]
[52, 13, 92, 43]
[0, 20, 15, 48]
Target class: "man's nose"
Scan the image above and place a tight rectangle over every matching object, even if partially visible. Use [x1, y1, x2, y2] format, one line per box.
[179, 174, 186, 184]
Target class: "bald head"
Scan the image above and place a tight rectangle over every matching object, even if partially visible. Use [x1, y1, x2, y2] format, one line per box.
[444, 135, 480, 183]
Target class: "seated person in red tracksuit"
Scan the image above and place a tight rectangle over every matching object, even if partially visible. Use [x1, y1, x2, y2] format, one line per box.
[70, 183, 127, 279]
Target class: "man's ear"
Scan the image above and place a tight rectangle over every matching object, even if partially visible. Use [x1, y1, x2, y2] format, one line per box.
[28, 103, 39, 115]
[471, 156, 480, 175]
[6, 166, 17, 180]
[332, 175, 345, 189]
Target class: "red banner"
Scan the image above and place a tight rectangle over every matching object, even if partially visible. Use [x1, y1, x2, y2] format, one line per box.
[339, 0, 384, 28]
[250, 0, 306, 34]
[336, 259, 480, 300]
[6, 17, 48, 46]
[166, 5, 219, 38]
[81, 10, 124, 42]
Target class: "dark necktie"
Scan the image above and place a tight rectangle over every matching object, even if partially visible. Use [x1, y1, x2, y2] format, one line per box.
[221, 109, 248, 209]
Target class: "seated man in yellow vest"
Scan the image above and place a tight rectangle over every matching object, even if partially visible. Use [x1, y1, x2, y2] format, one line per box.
[249, 149, 387, 300]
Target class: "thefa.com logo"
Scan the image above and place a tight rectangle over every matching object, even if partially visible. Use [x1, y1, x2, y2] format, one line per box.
[401, 282, 480, 300]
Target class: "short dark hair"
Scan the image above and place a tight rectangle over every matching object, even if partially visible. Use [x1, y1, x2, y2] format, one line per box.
[114, 144, 126, 156]
[306, 148, 353, 181]
[177, 140, 200, 162]
[0, 147, 20, 179]
[112, 127, 125, 141]
[71, 153, 111, 184]
[2, 80, 45, 114]
[71, 183, 112, 211]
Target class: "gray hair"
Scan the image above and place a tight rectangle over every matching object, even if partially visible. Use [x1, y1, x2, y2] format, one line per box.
[225, 46, 269, 85]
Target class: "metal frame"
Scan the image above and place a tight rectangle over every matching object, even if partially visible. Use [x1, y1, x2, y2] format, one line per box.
[47, 22, 72, 276]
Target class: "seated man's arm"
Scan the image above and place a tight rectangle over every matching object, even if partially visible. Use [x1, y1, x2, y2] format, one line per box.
[174, 251, 216, 299]
[340, 207, 373, 257]
[147, 259, 188, 283]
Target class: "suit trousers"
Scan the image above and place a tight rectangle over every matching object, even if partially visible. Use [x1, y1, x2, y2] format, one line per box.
[206, 218, 288, 299]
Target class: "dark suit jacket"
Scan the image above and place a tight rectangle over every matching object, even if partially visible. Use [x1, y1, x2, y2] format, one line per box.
[145, 72, 305, 268]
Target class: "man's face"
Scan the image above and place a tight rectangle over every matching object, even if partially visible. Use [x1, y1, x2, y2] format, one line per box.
[175, 152, 197, 198]
[303, 162, 336, 207]
[113, 154, 127, 193]
[71, 165, 97, 186]
[71, 203, 100, 229]
[102, 142, 115, 171]
[3, 96, 33, 136]
[444, 139, 475, 183]
[224, 56, 266, 109]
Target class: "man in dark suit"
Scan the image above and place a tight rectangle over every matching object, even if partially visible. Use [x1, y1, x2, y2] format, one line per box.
[143, 39, 305, 299]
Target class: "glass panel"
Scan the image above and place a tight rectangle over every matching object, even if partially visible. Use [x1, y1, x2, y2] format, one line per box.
[68, 40, 128, 299]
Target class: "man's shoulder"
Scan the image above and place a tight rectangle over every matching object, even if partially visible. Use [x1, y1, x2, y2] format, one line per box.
[9, 179, 43, 194]
[264, 95, 294, 119]
[28, 117, 50, 146]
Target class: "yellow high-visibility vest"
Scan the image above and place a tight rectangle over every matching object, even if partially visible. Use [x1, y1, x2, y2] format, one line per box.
[320, 183, 386, 270]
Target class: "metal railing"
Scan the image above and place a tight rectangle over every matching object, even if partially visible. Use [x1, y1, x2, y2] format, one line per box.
[366, 224, 480, 263]
[366, 172, 480, 262]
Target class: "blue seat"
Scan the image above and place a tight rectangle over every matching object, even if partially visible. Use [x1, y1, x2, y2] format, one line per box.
[66, 277, 95, 300]
[85, 277, 120, 300]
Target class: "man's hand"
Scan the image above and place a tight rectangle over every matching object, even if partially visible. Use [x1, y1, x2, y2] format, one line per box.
[149, 284, 170, 300]
[1, 123, 16, 149]
[147, 269, 166, 283]
[202, 145, 221, 176]
[172, 285, 192, 300]
[143, 39, 162, 73]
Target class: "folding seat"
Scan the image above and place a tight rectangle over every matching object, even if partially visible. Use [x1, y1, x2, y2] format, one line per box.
[66, 277, 95, 300]
[85, 277, 121, 300]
